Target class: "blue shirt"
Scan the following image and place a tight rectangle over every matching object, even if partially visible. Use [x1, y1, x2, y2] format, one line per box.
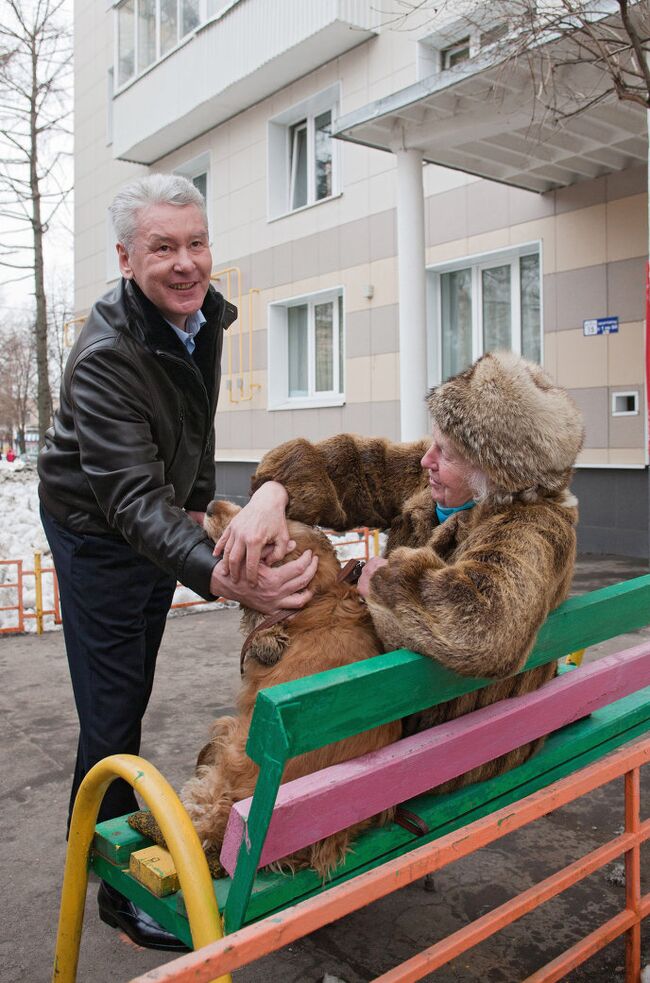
[165, 309, 206, 356]
[435, 500, 476, 524]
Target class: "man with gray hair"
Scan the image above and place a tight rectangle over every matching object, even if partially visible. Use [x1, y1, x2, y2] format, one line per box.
[38, 173, 317, 950]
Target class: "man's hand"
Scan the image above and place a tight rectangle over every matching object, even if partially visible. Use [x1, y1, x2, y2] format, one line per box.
[210, 547, 318, 614]
[215, 481, 293, 586]
[357, 556, 388, 599]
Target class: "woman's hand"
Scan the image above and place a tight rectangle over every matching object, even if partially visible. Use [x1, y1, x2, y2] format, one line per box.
[215, 481, 293, 586]
[357, 556, 388, 599]
[210, 548, 318, 614]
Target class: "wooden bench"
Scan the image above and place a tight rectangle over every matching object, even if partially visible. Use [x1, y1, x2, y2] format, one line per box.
[91, 574, 650, 952]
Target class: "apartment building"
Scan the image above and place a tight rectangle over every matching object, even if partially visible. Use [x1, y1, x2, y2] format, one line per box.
[75, 1, 649, 555]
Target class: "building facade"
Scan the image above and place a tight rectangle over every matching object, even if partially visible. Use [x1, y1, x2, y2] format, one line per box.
[75, 0, 649, 555]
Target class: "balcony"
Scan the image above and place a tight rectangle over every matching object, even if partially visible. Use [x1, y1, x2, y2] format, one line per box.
[112, 0, 379, 164]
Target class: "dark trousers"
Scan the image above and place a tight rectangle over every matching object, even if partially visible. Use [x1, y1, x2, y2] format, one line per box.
[41, 506, 177, 828]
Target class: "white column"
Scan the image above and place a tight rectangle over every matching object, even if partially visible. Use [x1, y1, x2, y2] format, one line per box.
[395, 147, 429, 441]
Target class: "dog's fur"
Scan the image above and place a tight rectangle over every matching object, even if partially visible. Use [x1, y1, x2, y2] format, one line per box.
[179, 500, 401, 879]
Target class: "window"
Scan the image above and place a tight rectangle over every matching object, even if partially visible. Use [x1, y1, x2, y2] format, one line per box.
[115, 0, 202, 86]
[137, 0, 156, 70]
[106, 68, 114, 144]
[207, 0, 234, 16]
[174, 152, 211, 231]
[612, 391, 639, 416]
[268, 86, 339, 219]
[417, 19, 508, 79]
[117, 0, 135, 85]
[442, 37, 470, 69]
[106, 211, 122, 283]
[429, 247, 541, 383]
[289, 120, 308, 210]
[268, 290, 345, 409]
[191, 171, 207, 201]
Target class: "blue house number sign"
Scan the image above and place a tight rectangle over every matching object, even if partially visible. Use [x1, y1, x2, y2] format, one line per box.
[583, 316, 619, 336]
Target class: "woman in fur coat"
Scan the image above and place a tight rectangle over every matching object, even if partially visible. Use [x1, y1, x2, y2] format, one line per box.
[217, 351, 585, 787]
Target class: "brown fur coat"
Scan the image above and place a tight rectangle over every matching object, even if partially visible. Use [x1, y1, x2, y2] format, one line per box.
[251, 432, 579, 789]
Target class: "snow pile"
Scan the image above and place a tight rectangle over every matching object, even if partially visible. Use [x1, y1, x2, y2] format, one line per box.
[0, 470, 236, 632]
[0, 467, 53, 632]
[0, 471, 385, 633]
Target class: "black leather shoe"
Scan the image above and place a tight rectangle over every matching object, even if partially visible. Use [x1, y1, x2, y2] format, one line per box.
[97, 881, 189, 952]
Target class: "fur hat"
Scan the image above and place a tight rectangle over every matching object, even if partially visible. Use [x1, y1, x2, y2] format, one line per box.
[426, 351, 584, 495]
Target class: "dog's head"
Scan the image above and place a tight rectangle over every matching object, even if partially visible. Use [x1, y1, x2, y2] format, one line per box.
[204, 498, 344, 594]
[204, 499, 241, 542]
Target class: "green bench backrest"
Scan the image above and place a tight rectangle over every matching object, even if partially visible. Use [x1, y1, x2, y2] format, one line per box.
[246, 574, 650, 762]
[224, 573, 650, 930]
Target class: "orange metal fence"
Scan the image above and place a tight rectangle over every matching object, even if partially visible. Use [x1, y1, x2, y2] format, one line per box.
[128, 736, 650, 983]
[0, 554, 61, 634]
[0, 529, 380, 634]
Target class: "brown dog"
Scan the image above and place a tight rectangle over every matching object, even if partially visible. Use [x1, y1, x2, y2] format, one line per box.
[178, 500, 402, 879]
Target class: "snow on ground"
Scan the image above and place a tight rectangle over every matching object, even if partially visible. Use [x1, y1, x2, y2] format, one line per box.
[0, 465, 384, 633]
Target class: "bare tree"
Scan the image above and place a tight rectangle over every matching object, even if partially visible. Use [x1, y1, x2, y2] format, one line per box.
[0, 0, 72, 446]
[46, 274, 72, 405]
[0, 324, 37, 455]
[380, 0, 650, 119]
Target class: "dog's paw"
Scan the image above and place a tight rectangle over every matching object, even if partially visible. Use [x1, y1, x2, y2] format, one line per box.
[247, 626, 290, 666]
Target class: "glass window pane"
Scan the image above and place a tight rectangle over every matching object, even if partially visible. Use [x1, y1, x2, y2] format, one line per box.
[482, 265, 511, 352]
[315, 302, 334, 392]
[338, 294, 344, 393]
[290, 122, 308, 210]
[443, 38, 470, 68]
[137, 0, 156, 71]
[117, 0, 135, 85]
[207, 0, 230, 14]
[160, 0, 178, 55]
[314, 110, 333, 201]
[288, 305, 308, 397]
[192, 172, 207, 202]
[441, 269, 472, 379]
[182, 0, 200, 36]
[520, 253, 541, 363]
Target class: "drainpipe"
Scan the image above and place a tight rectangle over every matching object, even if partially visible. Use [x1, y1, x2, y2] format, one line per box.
[395, 147, 429, 441]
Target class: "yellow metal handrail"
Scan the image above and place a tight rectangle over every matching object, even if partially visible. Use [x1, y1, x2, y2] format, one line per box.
[210, 267, 260, 403]
[63, 315, 87, 347]
[52, 754, 231, 983]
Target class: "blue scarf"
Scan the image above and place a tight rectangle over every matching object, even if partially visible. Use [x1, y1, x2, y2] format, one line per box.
[435, 500, 475, 524]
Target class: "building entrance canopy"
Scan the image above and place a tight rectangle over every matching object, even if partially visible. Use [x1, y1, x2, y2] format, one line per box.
[332, 11, 648, 444]
[333, 32, 646, 193]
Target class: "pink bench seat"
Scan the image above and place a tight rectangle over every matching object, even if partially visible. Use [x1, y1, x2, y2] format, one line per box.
[220, 642, 650, 875]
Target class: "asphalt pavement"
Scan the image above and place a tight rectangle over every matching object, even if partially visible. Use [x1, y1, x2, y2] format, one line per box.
[3, 554, 649, 983]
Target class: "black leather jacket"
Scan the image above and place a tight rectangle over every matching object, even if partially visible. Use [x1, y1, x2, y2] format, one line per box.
[38, 279, 237, 600]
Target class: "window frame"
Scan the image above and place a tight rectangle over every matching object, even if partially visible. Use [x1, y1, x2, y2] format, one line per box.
[427, 243, 543, 387]
[173, 151, 212, 235]
[416, 15, 509, 79]
[268, 287, 345, 411]
[289, 119, 309, 211]
[267, 84, 341, 221]
[612, 391, 640, 417]
[113, 0, 205, 91]
[105, 210, 122, 284]
[441, 37, 471, 69]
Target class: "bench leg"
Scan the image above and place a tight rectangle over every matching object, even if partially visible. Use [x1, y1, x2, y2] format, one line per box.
[52, 753, 230, 983]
